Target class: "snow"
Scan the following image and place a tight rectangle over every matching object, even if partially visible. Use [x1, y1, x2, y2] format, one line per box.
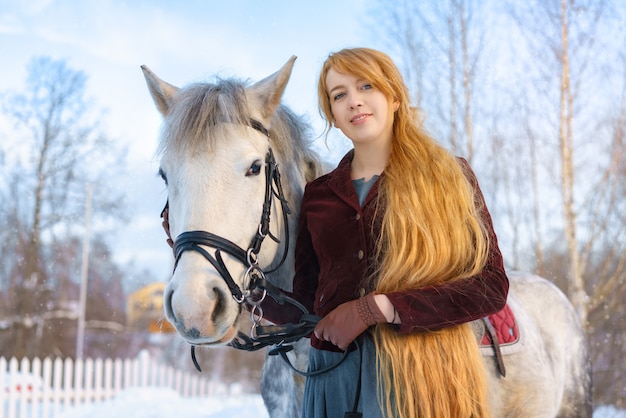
[595, 405, 626, 418]
[48, 387, 623, 418]
[56, 387, 269, 418]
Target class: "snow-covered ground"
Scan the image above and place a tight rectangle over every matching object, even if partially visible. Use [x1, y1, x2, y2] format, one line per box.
[51, 387, 624, 418]
[56, 388, 268, 418]
[53, 388, 268, 418]
[595, 405, 626, 418]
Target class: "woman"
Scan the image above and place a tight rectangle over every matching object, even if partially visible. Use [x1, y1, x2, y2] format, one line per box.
[258, 47, 509, 418]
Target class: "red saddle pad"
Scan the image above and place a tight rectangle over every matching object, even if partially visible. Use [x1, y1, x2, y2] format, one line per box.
[480, 303, 519, 346]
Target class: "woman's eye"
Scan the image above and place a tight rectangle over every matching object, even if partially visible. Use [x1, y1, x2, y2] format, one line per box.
[246, 161, 262, 176]
[333, 92, 346, 101]
[361, 83, 372, 90]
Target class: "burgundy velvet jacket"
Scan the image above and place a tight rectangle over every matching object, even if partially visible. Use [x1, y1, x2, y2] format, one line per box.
[261, 150, 509, 351]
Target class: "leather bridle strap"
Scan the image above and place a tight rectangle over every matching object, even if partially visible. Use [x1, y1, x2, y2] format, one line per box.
[248, 146, 292, 273]
[174, 230, 248, 302]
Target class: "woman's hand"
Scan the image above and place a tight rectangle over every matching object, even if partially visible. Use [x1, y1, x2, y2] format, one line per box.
[314, 293, 388, 350]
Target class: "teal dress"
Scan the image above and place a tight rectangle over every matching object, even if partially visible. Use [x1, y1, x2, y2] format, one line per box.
[302, 336, 385, 418]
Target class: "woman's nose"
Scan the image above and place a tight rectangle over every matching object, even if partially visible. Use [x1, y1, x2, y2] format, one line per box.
[349, 95, 362, 109]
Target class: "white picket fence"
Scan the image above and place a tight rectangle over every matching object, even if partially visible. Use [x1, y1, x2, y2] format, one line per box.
[0, 351, 230, 418]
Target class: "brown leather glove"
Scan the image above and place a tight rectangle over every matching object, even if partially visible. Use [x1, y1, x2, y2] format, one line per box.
[161, 207, 174, 249]
[314, 293, 387, 350]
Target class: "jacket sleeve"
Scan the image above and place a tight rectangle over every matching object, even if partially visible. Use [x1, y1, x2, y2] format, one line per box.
[385, 160, 509, 333]
[258, 192, 319, 325]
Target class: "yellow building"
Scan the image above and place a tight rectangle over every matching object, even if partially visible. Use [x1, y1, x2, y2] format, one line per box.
[126, 282, 175, 333]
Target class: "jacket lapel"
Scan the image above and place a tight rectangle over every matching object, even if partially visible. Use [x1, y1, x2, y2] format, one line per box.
[327, 150, 382, 210]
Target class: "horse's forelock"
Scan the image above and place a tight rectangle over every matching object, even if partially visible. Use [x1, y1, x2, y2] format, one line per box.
[157, 78, 320, 178]
[158, 79, 251, 157]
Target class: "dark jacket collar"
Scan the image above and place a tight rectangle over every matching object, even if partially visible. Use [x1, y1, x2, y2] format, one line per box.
[326, 149, 382, 210]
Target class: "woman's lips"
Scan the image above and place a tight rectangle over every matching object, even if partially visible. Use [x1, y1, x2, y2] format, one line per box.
[351, 113, 371, 123]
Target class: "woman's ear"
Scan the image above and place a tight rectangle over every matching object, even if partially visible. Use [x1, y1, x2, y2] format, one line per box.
[393, 100, 400, 111]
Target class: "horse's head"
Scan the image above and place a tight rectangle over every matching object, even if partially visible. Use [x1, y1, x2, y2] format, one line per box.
[142, 58, 320, 346]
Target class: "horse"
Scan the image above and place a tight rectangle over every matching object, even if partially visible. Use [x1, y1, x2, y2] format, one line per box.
[141, 57, 592, 417]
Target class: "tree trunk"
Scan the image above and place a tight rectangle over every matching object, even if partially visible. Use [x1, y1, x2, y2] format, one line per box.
[559, 0, 587, 327]
[447, 7, 458, 150]
[458, 0, 474, 163]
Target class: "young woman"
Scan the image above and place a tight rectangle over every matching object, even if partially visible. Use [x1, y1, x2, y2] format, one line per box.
[256, 47, 509, 417]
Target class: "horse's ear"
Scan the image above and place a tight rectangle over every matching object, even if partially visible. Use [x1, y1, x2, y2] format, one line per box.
[141, 65, 180, 116]
[248, 56, 297, 123]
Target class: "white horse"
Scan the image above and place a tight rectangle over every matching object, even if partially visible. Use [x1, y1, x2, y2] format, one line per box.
[141, 58, 592, 417]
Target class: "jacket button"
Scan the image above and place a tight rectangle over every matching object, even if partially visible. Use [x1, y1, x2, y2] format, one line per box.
[355, 213, 361, 220]
[357, 250, 364, 259]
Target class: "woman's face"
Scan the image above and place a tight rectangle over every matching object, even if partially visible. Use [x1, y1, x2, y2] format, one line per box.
[325, 68, 395, 147]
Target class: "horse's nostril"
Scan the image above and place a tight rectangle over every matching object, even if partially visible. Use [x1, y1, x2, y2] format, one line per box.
[211, 286, 226, 323]
[164, 287, 175, 320]
[185, 328, 200, 339]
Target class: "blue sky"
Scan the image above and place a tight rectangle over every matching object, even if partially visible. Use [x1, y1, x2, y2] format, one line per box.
[0, 0, 381, 286]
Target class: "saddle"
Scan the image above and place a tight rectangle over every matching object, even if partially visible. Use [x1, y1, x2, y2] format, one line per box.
[479, 304, 519, 377]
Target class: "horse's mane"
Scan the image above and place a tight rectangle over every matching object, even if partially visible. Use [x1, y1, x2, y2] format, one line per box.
[157, 78, 320, 177]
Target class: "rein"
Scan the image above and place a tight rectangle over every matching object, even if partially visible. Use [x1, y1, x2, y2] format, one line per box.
[163, 119, 320, 371]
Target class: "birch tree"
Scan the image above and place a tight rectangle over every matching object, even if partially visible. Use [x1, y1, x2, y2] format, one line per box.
[506, 0, 617, 327]
[0, 57, 126, 358]
[504, 0, 624, 405]
[372, 0, 485, 162]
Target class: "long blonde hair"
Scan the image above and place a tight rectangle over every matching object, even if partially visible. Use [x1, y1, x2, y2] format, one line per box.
[318, 48, 491, 417]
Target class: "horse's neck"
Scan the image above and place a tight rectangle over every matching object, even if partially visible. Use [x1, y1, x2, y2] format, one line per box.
[268, 145, 325, 291]
[267, 162, 308, 292]
[272, 196, 301, 293]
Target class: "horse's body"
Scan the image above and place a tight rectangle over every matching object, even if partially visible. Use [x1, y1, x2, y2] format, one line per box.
[142, 58, 592, 417]
[481, 272, 591, 417]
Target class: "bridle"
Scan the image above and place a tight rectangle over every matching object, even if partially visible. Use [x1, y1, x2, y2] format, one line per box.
[170, 120, 290, 304]
[161, 119, 319, 370]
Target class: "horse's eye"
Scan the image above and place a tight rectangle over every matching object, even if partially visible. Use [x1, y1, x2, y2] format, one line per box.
[246, 161, 262, 176]
[158, 168, 168, 185]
